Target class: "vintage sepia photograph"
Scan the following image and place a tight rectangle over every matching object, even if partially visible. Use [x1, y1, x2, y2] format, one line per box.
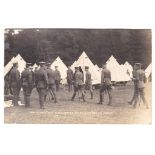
[4, 29, 152, 124]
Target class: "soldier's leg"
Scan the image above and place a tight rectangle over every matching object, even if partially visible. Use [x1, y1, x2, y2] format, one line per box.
[80, 85, 85, 102]
[14, 87, 19, 106]
[128, 84, 137, 105]
[98, 86, 104, 104]
[140, 88, 149, 108]
[40, 88, 46, 109]
[37, 88, 42, 108]
[90, 85, 93, 99]
[51, 84, 57, 103]
[107, 87, 112, 105]
[22, 87, 27, 107]
[12, 87, 15, 105]
[26, 87, 31, 107]
[71, 86, 77, 101]
[133, 89, 139, 108]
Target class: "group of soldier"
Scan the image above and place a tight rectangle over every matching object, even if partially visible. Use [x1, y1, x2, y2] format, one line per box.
[7, 60, 149, 109]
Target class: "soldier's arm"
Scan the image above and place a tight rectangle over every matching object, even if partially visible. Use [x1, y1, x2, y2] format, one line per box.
[101, 71, 104, 84]
[16, 70, 20, 81]
[109, 71, 111, 81]
[44, 71, 49, 86]
[58, 71, 61, 78]
[28, 73, 33, 85]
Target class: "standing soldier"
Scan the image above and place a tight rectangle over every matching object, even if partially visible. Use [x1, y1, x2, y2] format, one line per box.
[46, 63, 57, 103]
[35, 62, 48, 109]
[71, 67, 85, 102]
[9, 62, 21, 106]
[85, 66, 93, 99]
[98, 64, 112, 105]
[67, 65, 74, 92]
[133, 63, 149, 109]
[21, 63, 33, 108]
[128, 64, 138, 105]
[54, 66, 61, 91]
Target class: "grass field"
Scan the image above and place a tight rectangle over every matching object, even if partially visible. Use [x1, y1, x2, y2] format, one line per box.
[4, 82, 152, 124]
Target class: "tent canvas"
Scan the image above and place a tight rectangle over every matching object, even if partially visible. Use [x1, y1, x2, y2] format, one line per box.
[72, 51, 101, 85]
[51, 56, 68, 84]
[124, 61, 133, 78]
[106, 55, 131, 82]
[145, 63, 152, 78]
[14, 54, 26, 74]
[4, 54, 26, 76]
[4, 57, 15, 77]
[70, 60, 77, 70]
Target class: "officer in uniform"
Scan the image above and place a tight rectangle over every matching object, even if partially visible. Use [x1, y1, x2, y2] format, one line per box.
[21, 63, 33, 108]
[9, 62, 21, 106]
[71, 67, 85, 102]
[133, 63, 149, 109]
[35, 62, 48, 109]
[54, 66, 61, 91]
[85, 66, 93, 99]
[128, 63, 139, 105]
[98, 64, 112, 105]
[46, 62, 57, 103]
[67, 65, 74, 92]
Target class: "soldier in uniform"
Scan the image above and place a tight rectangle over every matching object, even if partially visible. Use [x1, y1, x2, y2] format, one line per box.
[85, 66, 93, 99]
[128, 64, 139, 105]
[46, 62, 57, 103]
[71, 67, 85, 102]
[98, 64, 112, 105]
[9, 62, 21, 106]
[21, 63, 33, 108]
[133, 63, 149, 109]
[67, 65, 74, 92]
[35, 62, 48, 109]
[54, 66, 61, 91]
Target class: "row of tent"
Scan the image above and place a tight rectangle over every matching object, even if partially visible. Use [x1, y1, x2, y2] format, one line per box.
[4, 52, 152, 85]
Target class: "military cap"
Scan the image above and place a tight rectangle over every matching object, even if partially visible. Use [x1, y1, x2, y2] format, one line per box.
[12, 62, 18, 66]
[102, 64, 107, 68]
[46, 62, 51, 65]
[135, 63, 141, 66]
[26, 63, 32, 66]
[85, 66, 89, 69]
[39, 61, 46, 64]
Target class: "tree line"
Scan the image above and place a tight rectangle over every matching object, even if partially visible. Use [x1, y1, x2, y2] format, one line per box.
[4, 29, 152, 68]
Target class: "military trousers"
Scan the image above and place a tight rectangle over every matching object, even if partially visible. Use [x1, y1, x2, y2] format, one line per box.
[11, 86, 20, 106]
[99, 84, 112, 104]
[133, 87, 148, 108]
[23, 86, 31, 107]
[37, 88, 46, 108]
[72, 85, 85, 102]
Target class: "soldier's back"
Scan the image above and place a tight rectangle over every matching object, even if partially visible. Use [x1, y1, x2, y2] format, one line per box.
[47, 68, 55, 84]
[10, 68, 20, 86]
[36, 68, 48, 88]
[75, 71, 83, 85]
[136, 69, 146, 88]
[55, 70, 61, 80]
[101, 68, 111, 85]
[86, 71, 92, 84]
